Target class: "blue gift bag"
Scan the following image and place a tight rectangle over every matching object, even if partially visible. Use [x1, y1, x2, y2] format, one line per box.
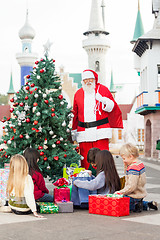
[71, 176, 97, 207]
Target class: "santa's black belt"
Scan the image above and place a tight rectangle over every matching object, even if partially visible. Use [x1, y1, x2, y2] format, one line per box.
[78, 117, 109, 128]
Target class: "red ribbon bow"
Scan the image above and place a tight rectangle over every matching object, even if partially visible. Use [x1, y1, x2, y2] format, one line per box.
[53, 178, 68, 187]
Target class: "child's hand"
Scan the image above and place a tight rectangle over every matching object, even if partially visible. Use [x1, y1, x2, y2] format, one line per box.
[33, 211, 44, 218]
[88, 170, 92, 176]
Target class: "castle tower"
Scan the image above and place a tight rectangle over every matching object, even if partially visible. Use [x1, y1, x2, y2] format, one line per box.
[16, 10, 38, 87]
[7, 72, 15, 105]
[109, 70, 116, 99]
[131, 0, 144, 75]
[82, 0, 110, 85]
[133, 1, 160, 159]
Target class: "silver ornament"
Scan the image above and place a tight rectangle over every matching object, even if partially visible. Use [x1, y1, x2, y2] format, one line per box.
[36, 112, 41, 116]
[7, 140, 11, 144]
[62, 121, 66, 127]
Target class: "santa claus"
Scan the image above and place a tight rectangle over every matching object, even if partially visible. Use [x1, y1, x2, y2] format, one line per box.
[72, 69, 123, 169]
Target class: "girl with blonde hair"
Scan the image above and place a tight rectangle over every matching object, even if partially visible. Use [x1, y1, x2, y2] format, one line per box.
[7, 154, 43, 217]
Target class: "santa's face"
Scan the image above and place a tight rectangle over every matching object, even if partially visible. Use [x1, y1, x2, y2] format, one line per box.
[82, 78, 95, 93]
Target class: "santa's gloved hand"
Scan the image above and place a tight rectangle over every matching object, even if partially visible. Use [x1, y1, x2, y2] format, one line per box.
[71, 130, 77, 142]
[96, 92, 105, 103]
[96, 92, 114, 112]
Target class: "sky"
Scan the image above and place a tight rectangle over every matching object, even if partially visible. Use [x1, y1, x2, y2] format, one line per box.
[0, 0, 154, 104]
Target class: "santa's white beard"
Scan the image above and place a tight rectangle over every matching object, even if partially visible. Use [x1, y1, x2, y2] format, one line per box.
[82, 81, 95, 93]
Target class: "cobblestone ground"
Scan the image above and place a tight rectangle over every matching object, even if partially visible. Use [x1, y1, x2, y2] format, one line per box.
[0, 156, 160, 240]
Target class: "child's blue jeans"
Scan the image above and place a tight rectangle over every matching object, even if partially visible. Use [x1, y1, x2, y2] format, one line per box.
[36, 193, 54, 202]
[125, 196, 148, 211]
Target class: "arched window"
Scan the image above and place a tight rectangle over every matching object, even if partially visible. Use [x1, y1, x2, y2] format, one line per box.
[95, 61, 100, 71]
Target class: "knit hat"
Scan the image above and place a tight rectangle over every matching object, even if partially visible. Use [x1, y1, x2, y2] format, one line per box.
[82, 70, 95, 81]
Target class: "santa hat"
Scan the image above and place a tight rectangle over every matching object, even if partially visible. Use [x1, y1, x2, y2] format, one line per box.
[82, 69, 98, 85]
[82, 70, 95, 81]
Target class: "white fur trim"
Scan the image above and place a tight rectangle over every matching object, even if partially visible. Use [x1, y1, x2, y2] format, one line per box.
[76, 128, 112, 143]
[82, 71, 95, 80]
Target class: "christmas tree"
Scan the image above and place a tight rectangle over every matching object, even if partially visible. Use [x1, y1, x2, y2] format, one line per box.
[0, 52, 80, 181]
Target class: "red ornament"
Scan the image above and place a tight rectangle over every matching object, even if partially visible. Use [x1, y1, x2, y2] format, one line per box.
[44, 157, 47, 161]
[53, 59, 55, 62]
[33, 102, 38, 107]
[26, 118, 30, 123]
[34, 120, 38, 125]
[38, 146, 43, 150]
[35, 61, 39, 64]
[51, 108, 55, 112]
[5, 155, 8, 158]
[13, 102, 18, 107]
[19, 134, 23, 138]
[56, 140, 61, 145]
[58, 95, 63, 100]
[40, 58, 44, 61]
[51, 113, 55, 117]
[40, 152, 44, 156]
[11, 136, 14, 140]
[0, 149, 3, 151]
[31, 83, 35, 87]
[26, 82, 29, 85]
[4, 140, 7, 144]
[10, 98, 14, 102]
[10, 108, 14, 113]
[20, 102, 24, 107]
[40, 69, 44, 73]
[54, 156, 59, 161]
[64, 154, 67, 158]
[44, 100, 49, 104]
[30, 91, 33, 94]
[26, 86, 30, 91]
[26, 75, 30, 79]
[1, 119, 5, 123]
[25, 96, 29, 100]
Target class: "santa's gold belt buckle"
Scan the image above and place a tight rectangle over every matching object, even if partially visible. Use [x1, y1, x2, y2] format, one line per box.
[85, 122, 90, 128]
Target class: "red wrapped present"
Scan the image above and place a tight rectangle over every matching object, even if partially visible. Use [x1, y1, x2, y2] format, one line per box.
[54, 187, 70, 202]
[89, 195, 130, 217]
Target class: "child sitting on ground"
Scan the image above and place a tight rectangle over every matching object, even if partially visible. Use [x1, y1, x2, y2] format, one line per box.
[24, 147, 53, 202]
[74, 150, 121, 194]
[115, 143, 158, 212]
[7, 154, 43, 217]
[87, 148, 100, 176]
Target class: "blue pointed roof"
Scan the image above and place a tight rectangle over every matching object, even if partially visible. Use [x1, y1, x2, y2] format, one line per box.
[131, 0, 144, 43]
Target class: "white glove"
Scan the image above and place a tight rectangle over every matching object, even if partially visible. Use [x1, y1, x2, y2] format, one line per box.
[96, 92, 105, 103]
[71, 130, 77, 142]
[96, 92, 114, 112]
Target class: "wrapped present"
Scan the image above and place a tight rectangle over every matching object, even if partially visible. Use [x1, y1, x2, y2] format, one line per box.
[71, 176, 97, 208]
[53, 178, 70, 202]
[0, 169, 9, 200]
[63, 163, 85, 181]
[55, 201, 73, 213]
[89, 195, 130, 217]
[54, 187, 70, 202]
[77, 170, 91, 178]
[37, 202, 59, 214]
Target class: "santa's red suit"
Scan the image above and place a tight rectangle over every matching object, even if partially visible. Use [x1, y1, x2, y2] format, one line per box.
[72, 69, 123, 169]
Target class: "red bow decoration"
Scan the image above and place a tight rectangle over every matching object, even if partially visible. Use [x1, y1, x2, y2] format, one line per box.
[53, 178, 68, 187]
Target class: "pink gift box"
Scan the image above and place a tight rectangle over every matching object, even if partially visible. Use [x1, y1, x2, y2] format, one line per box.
[54, 187, 70, 202]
